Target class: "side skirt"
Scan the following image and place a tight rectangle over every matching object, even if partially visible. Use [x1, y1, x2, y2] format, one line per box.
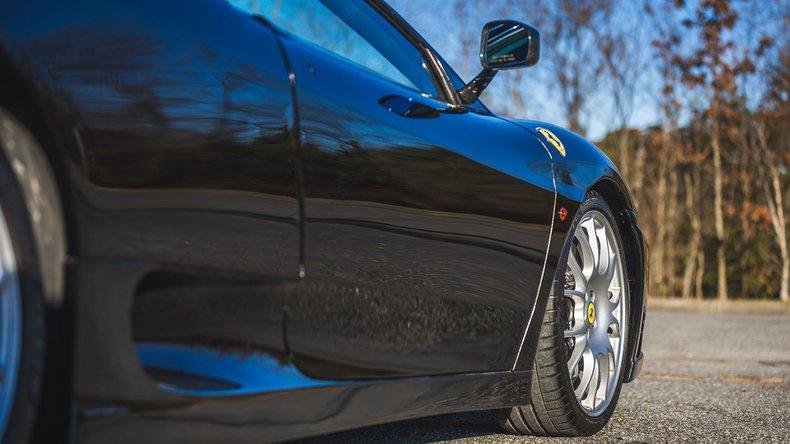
[78, 369, 531, 443]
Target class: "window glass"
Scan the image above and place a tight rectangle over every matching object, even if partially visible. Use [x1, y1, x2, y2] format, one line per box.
[229, 0, 439, 97]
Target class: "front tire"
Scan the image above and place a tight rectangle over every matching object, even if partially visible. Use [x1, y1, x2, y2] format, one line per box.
[497, 193, 629, 436]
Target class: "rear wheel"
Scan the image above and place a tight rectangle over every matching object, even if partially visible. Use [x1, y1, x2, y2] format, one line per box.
[498, 193, 629, 436]
[0, 186, 24, 441]
[0, 107, 66, 443]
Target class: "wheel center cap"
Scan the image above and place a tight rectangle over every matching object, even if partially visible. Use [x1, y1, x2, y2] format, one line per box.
[587, 302, 595, 325]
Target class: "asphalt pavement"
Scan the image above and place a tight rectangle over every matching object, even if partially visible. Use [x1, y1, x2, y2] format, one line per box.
[302, 306, 790, 443]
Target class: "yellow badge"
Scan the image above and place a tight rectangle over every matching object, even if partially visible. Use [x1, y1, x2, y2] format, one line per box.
[587, 302, 595, 325]
[537, 127, 566, 157]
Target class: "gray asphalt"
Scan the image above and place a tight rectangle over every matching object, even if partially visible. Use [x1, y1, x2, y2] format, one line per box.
[305, 309, 790, 443]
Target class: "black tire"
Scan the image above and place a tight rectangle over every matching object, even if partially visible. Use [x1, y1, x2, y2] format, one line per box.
[496, 193, 629, 436]
[0, 107, 66, 443]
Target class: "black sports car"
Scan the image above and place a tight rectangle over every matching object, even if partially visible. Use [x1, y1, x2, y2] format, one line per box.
[0, 0, 646, 442]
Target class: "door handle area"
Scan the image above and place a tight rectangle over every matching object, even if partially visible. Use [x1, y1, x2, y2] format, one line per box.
[379, 94, 445, 118]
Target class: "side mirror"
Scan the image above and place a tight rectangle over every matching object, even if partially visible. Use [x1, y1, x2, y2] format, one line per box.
[481, 20, 540, 70]
[458, 20, 540, 104]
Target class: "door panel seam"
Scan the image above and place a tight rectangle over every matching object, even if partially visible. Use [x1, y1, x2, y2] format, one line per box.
[261, 18, 307, 278]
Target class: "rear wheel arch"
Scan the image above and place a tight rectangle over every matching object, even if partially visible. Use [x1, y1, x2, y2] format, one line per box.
[0, 51, 76, 267]
[0, 104, 68, 307]
[0, 66, 73, 440]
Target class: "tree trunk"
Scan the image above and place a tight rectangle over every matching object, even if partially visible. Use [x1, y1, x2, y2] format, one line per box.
[769, 153, 788, 303]
[711, 119, 728, 300]
[681, 172, 701, 299]
[653, 141, 668, 295]
[737, 141, 752, 299]
[666, 149, 680, 295]
[695, 250, 705, 299]
[618, 128, 630, 183]
[632, 138, 645, 209]
[781, 246, 789, 303]
[756, 124, 788, 302]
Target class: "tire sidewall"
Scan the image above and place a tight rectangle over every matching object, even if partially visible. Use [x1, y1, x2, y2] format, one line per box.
[552, 192, 630, 433]
[0, 130, 46, 444]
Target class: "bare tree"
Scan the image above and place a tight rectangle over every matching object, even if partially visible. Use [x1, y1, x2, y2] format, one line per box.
[595, 1, 645, 182]
[753, 41, 789, 301]
[645, 0, 686, 296]
[544, 0, 610, 136]
[754, 123, 788, 301]
[675, 0, 757, 300]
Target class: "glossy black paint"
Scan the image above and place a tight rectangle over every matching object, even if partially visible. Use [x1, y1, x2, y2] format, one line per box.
[0, 0, 646, 441]
[79, 370, 532, 443]
[279, 31, 554, 379]
[2, 0, 300, 402]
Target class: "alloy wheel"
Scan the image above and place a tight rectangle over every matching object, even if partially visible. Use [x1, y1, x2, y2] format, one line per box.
[0, 202, 21, 437]
[563, 210, 627, 416]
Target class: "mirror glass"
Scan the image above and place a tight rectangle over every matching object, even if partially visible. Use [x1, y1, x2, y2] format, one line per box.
[481, 20, 540, 70]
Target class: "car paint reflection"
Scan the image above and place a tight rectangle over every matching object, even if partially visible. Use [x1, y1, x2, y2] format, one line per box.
[136, 343, 335, 397]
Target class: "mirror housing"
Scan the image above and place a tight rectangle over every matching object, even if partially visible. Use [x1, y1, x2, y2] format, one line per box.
[458, 20, 540, 104]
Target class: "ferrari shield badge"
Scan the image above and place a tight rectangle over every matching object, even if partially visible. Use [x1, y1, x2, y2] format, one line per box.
[537, 127, 566, 157]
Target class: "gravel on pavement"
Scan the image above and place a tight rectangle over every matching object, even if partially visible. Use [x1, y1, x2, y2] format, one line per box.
[300, 307, 790, 443]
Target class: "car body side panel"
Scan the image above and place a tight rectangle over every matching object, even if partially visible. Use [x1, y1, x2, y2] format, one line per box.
[0, 0, 301, 402]
[277, 34, 556, 379]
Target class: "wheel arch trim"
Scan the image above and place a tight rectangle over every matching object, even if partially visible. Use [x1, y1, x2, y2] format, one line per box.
[588, 177, 647, 382]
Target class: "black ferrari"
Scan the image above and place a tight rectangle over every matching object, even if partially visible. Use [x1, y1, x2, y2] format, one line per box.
[0, 0, 646, 442]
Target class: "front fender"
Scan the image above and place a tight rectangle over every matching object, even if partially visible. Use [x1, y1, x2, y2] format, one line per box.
[505, 119, 634, 207]
[505, 118, 646, 382]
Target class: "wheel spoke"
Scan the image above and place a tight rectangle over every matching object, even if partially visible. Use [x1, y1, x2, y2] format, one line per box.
[603, 250, 618, 286]
[574, 230, 595, 282]
[567, 335, 588, 373]
[563, 288, 585, 305]
[567, 253, 587, 289]
[564, 321, 589, 338]
[574, 346, 595, 399]
[596, 223, 612, 275]
[579, 218, 600, 273]
[583, 350, 600, 407]
[594, 352, 611, 408]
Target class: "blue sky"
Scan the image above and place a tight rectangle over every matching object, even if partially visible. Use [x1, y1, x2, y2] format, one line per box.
[388, 0, 787, 140]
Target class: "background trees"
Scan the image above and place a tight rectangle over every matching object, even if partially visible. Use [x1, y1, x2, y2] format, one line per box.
[392, 0, 788, 300]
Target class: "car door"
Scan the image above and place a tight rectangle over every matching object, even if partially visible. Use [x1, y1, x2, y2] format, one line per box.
[253, 0, 556, 379]
[7, 0, 302, 389]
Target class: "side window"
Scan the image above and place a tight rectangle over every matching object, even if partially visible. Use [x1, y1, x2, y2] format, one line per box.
[229, 0, 440, 97]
